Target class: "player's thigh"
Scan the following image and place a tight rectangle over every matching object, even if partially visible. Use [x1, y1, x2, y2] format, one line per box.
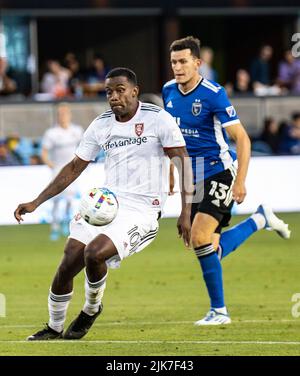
[191, 212, 219, 247]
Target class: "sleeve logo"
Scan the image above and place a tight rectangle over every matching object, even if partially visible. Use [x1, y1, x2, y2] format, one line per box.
[225, 106, 236, 118]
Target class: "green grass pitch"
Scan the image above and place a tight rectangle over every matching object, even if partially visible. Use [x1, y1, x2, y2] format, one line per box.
[0, 214, 299, 356]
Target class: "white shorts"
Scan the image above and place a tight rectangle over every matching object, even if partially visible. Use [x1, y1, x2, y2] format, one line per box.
[69, 206, 159, 268]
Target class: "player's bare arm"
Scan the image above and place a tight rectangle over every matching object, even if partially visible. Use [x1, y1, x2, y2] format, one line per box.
[41, 147, 54, 169]
[226, 123, 251, 204]
[165, 146, 193, 247]
[14, 156, 89, 223]
[169, 162, 175, 195]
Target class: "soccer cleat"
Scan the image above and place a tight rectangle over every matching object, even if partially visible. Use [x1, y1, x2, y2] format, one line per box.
[63, 303, 103, 340]
[27, 324, 62, 341]
[256, 204, 291, 239]
[194, 309, 231, 326]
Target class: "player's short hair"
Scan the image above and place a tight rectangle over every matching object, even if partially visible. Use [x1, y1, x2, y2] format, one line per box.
[106, 67, 137, 86]
[292, 112, 300, 121]
[170, 36, 201, 58]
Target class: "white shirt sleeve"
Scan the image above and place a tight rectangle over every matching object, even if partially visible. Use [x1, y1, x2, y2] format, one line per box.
[75, 120, 102, 161]
[156, 109, 186, 148]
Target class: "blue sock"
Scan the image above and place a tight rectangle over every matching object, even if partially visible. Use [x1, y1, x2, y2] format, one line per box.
[195, 244, 224, 308]
[219, 217, 258, 259]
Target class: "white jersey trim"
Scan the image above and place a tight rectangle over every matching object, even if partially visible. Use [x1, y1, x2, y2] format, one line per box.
[201, 80, 220, 93]
[202, 78, 221, 91]
[163, 79, 176, 88]
[222, 119, 240, 128]
[213, 117, 233, 170]
[75, 152, 92, 162]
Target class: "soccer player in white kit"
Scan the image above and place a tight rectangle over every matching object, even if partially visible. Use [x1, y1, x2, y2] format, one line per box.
[14, 67, 193, 340]
[41, 103, 83, 240]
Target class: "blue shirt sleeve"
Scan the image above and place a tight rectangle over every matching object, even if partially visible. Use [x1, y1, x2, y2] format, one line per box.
[213, 87, 240, 127]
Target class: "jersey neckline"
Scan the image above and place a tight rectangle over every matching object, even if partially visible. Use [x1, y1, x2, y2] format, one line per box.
[177, 77, 204, 96]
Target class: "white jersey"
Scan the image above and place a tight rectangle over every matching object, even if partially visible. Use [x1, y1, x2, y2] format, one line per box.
[76, 101, 185, 212]
[42, 123, 84, 170]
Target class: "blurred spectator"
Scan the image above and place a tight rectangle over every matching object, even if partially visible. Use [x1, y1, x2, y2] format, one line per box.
[260, 117, 280, 153]
[250, 45, 273, 86]
[30, 154, 43, 165]
[41, 60, 71, 99]
[64, 52, 85, 98]
[83, 54, 109, 96]
[278, 112, 300, 155]
[199, 46, 218, 81]
[0, 33, 17, 96]
[0, 138, 21, 166]
[233, 69, 252, 94]
[250, 45, 281, 96]
[277, 50, 300, 95]
[41, 103, 84, 240]
[225, 69, 252, 96]
[6, 133, 36, 165]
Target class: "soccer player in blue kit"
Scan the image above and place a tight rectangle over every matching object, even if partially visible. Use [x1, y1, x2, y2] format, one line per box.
[162, 36, 291, 325]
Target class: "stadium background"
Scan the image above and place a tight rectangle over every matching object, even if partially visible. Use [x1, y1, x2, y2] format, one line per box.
[0, 0, 300, 357]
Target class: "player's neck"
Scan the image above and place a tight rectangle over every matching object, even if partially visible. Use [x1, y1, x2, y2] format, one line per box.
[179, 75, 202, 94]
[59, 122, 70, 129]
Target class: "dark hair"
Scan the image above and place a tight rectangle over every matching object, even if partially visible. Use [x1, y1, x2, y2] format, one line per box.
[292, 112, 300, 121]
[105, 67, 137, 85]
[169, 36, 201, 58]
[263, 117, 275, 131]
[93, 53, 105, 61]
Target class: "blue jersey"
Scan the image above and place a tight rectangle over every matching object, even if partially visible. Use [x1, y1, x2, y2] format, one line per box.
[162, 78, 240, 182]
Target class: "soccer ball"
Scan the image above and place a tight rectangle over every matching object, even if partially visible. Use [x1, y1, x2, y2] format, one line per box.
[79, 187, 119, 226]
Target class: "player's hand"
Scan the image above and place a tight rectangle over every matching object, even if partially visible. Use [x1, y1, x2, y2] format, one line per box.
[14, 201, 37, 223]
[232, 180, 246, 204]
[177, 212, 191, 248]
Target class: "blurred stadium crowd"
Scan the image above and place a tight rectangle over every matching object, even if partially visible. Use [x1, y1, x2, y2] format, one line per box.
[1, 32, 300, 166]
[2, 44, 300, 100]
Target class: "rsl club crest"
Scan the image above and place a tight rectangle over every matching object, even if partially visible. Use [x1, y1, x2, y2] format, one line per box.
[192, 99, 202, 116]
[135, 123, 144, 136]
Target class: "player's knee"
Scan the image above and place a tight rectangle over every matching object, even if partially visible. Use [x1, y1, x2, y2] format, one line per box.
[191, 229, 211, 248]
[84, 244, 106, 267]
[57, 252, 74, 276]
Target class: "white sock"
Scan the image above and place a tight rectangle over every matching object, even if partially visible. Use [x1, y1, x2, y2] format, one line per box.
[250, 213, 266, 230]
[48, 290, 73, 333]
[83, 270, 108, 316]
[213, 306, 228, 315]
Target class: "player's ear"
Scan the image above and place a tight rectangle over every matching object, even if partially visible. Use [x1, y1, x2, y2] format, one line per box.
[132, 85, 139, 98]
